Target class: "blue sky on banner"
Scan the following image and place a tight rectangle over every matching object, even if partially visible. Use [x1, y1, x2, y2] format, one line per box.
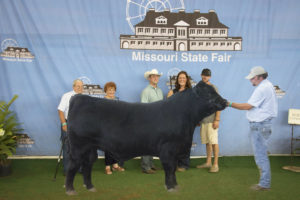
[0, 0, 300, 156]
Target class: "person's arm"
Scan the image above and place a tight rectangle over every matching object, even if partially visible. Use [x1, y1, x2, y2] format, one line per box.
[212, 111, 221, 129]
[227, 102, 253, 110]
[58, 110, 67, 132]
[141, 89, 149, 103]
[167, 90, 173, 98]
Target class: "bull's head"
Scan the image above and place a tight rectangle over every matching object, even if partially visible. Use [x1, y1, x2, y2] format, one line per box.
[192, 81, 227, 115]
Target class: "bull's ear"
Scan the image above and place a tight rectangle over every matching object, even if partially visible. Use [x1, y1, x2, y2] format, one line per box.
[195, 81, 205, 88]
[192, 81, 204, 97]
[193, 81, 215, 98]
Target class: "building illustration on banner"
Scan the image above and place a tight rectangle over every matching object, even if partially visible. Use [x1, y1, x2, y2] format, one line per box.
[125, 0, 185, 32]
[78, 76, 106, 98]
[274, 85, 286, 98]
[16, 133, 35, 148]
[121, 0, 242, 51]
[0, 38, 35, 62]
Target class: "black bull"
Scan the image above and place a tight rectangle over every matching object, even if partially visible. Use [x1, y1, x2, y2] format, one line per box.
[65, 81, 227, 194]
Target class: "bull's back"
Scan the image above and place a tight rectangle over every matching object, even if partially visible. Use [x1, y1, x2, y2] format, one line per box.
[68, 95, 169, 136]
[67, 93, 197, 159]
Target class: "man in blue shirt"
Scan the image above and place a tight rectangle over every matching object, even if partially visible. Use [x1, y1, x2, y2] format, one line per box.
[227, 66, 278, 191]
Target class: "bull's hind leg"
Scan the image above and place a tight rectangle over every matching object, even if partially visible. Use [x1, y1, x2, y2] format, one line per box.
[65, 157, 81, 195]
[82, 148, 98, 192]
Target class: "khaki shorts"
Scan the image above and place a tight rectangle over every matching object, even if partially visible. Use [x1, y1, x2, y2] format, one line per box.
[200, 123, 218, 144]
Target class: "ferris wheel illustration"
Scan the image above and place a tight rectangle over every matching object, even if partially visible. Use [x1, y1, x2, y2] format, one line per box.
[78, 76, 92, 84]
[126, 0, 185, 32]
[1, 39, 18, 51]
[167, 67, 181, 78]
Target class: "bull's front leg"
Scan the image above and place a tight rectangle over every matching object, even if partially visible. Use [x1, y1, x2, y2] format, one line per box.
[82, 148, 98, 192]
[162, 161, 178, 191]
[65, 158, 81, 195]
[160, 148, 178, 191]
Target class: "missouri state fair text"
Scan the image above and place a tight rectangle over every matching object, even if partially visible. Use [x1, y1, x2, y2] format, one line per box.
[132, 51, 232, 63]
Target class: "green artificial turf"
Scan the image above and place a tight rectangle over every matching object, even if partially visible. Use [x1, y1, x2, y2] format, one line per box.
[0, 156, 299, 200]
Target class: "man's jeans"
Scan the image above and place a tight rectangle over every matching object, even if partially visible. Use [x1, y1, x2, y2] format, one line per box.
[249, 119, 272, 188]
[141, 156, 154, 171]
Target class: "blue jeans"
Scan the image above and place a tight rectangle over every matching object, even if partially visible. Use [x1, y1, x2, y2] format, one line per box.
[141, 156, 154, 171]
[249, 119, 272, 188]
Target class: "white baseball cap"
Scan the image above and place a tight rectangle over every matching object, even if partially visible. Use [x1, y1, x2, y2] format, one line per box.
[245, 66, 266, 79]
[144, 69, 163, 79]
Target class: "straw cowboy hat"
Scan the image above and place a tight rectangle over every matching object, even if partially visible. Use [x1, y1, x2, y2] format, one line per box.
[144, 69, 163, 79]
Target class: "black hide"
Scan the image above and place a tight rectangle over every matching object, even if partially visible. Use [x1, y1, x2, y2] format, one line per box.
[65, 81, 227, 193]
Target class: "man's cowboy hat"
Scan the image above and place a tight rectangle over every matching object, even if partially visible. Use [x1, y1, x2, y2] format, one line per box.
[144, 69, 163, 79]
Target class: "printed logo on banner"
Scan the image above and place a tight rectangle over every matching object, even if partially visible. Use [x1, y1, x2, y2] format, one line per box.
[120, 0, 242, 63]
[17, 133, 35, 148]
[166, 67, 196, 90]
[125, 0, 185, 33]
[78, 76, 106, 98]
[274, 85, 286, 98]
[0, 39, 35, 62]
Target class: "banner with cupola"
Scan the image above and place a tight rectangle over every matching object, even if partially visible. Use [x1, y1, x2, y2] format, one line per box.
[1, 0, 299, 156]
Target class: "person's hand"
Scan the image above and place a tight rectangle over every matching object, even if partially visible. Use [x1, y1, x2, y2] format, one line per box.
[167, 90, 173, 98]
[212, 120, 219, 129]
[62, 124, 67, 132]
[226, 101, 230, 107]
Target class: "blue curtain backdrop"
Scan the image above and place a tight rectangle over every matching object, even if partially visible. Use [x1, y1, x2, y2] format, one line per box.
[0, 0, 299, 156]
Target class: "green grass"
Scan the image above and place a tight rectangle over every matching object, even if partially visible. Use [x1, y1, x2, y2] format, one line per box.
[0, 156, 299, 200]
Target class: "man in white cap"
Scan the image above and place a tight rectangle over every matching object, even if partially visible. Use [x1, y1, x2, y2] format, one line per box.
[227, 66, 278, 191]
[140, 69, 163, 174]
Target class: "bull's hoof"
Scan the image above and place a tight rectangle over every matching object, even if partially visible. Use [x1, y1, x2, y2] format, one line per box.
[167, 188, 177, 192]
[88, 187, 97, 192]
[166, 185, 179, 192]
[66, 190, 77, 196]
[83, 184, 96, 192]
